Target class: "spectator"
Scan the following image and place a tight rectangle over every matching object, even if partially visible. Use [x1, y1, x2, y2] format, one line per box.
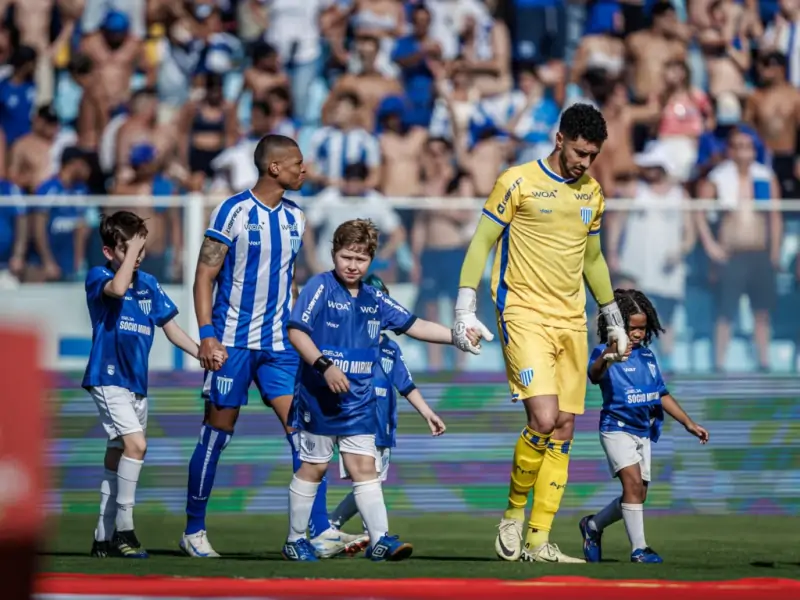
[761, 0, 800, 87]
[695, 129, 782, 372]
[458, 0, 512, 96]
[744, 52, 800, 202]
[350, 0, 406, 71]
[571, 3, 625, 88]
[698, 0, 751, 99]
[303, 162, 404, 275]
[265, 87, 298, 139]
[606, 142, 695, 372]
[0, 178, 26, 281]
[111, 143, 180, 281]
[177, 73, 238, 192]
[429, 58, 482, 148]
[27, 146, 91, 283]
[68, 53, 109, 195]
[377, 96, 428, 198]
[324, 35, 403, 132]
[0, 45, 37, 149]
[8, 105, 60, 193]
[243, 40, 289, 103]
[307, 91, 382, 191]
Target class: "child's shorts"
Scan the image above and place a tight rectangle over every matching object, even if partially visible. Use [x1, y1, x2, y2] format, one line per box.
[89, 386, 148, 449]
[339, 446, 391, 482]
[297, 431, 376, 464]
[600, 430, 651, 482]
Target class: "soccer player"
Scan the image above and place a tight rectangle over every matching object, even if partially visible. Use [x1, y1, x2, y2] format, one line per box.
[83, 211, 215, 558]
[580, 289, 709, 563]
[452, 103, 630, 563]
[181, 135, 360, 558]
[283, 219, 482, 562]
[328, 274, 446, 538]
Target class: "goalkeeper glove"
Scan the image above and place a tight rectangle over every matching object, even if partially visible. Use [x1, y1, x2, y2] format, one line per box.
[600, 301, 629, 362]
[453, 288, 494, 354]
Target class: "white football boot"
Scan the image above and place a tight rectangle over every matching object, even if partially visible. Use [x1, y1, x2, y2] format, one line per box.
[311, 527, 370, 558]
[520, 541, 586, 563]
[495, 518, 524, 561]
[179, 530, 220, 558]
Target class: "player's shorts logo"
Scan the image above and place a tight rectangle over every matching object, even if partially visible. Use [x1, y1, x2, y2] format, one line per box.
[290, 235, 301, 252]
[580, 207, 593, 225]
[368, 320, 380, 339]
[519, 368, 534, 387]
[381, 357, 394, 373]
[216, 376, 234, 396]
[138, 299, 152, 315]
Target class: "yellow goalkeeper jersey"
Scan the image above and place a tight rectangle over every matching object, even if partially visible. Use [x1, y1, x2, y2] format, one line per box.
[482, 158, 605, 331]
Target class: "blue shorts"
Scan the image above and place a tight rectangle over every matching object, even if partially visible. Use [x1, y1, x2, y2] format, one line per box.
[203, 347, 299, 408]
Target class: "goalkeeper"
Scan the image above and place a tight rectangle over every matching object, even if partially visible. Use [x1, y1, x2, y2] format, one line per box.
[451, 104, 629, 563]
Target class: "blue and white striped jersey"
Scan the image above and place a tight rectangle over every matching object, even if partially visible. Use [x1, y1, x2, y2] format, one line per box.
[308, 126, 380, 182]
[205, 190, 305, 351]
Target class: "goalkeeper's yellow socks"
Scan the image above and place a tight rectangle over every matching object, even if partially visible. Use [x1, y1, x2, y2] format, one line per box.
[526, 438, 571, 547]
[503, 427, 550, 521]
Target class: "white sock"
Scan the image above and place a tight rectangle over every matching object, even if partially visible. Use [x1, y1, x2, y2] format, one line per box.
[353, 478, 388, 548]
[591, 497, 622, 532]
[329, 491, 359, 530]
[115, 456, 143, 532]
[288, 475, 320, 542]
[95, 469, 118, 541]
[621, 503, 647, 551]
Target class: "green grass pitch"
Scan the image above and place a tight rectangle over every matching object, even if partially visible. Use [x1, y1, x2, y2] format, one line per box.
[43, 514, 800, 580]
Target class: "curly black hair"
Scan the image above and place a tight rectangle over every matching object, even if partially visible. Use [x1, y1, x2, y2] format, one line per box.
[559, 103, 608, 145]
[597, 289, 665, 347]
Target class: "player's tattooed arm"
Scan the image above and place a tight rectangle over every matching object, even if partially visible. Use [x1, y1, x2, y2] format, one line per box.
[198, 237, 228, 268]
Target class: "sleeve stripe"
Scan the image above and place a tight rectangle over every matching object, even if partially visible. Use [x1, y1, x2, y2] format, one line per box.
[394, 315, 418, 335]
[481, 209, 506, 227]
[287, 321, 313, 336]
[588, 229, 601, 236]
[399, 384, 417, 397]
[205, 229, 234, 246]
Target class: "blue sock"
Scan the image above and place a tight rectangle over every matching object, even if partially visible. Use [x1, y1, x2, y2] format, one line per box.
[287, 432, 330, 538]
[185, 425, 231, 535]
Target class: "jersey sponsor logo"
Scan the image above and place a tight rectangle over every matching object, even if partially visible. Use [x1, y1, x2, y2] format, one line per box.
[519, 367, 534, 387]
[244, 223, 263, 231]
[532, 190, 557, 199]
[381, 357, 394, 374]
[138, 299, 152, 315]
[574, 192, 593, 201]
[496, 177, 523, 214]
[119, 319, 152, 336]
[282, 222, 300, 232]
[623, 366, 636, 373]
[360, 305, 378, 314]
[648, 362, 657, 378]
[323, 350, 344, 358]
[224, 205, 243, 235]
[368, 319, 380, 339]
[328, 300, 350, 311]
[302, 283, 325, 323]
[331, 357, 373, 374]
[216, 376, 234, 396]
[249, 240, 261, 246]
[539, 208, 552, 214]
[580, 207, 593, 225]
[325, 321, 339, 329]
[376, 387, 388, 397]
[626, 391, 660, 404]
[135, 289, 149, 296]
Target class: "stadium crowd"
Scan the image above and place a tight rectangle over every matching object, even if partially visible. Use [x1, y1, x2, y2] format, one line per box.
[0, 0, 799, 371]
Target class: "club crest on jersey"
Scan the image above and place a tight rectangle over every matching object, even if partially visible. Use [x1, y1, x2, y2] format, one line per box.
[216, 376, 233, 396]
[580, 207, 593, 225]
[368, 320, 380, 339]
[138, 299, 152, 315]
[648, 362, 657, 378]
[290, 235, 301, 252]
[381, 357, 394, 373]
[519, 368, 534, 387]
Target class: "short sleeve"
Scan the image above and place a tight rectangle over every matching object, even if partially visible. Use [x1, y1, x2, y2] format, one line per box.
[377, 290, 416, 334]
[391, 346, 416, 397]
[288, 277, 328, 335]
[308, 128, 329, 163]
[588, 184, 605, 236]
[481, 169, 523, 228]
[363, 133, 381, 168]
[85, 266, 114, 304]
[205, 199, 244, 246]
[152, 280, 179, 327]
[588, 344, 605, 376]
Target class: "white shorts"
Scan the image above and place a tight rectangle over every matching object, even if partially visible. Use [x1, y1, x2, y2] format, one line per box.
[89, 386, 148, 449]
[600, 431, 651, 482]
[297, 431, 376, 465]
[340, 446, 391, 482]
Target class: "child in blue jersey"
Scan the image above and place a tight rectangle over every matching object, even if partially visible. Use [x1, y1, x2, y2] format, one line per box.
[580, 289, 709, 564]
[328, 274, 446, 539]
[283, 219, 483, 562]
[83, 211, 222, 559]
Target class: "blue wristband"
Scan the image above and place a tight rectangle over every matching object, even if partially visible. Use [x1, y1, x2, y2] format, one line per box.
[199, 324, 216, 340]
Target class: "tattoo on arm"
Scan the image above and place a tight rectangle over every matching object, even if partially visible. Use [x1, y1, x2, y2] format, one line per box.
[199, 237, 228, 268]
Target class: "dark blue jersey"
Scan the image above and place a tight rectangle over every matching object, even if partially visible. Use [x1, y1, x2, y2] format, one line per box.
[81, 265, 178, 396]
[374, 335, 416, 449]
[589, 344, 668, 441]
[288, 271, 416, 436]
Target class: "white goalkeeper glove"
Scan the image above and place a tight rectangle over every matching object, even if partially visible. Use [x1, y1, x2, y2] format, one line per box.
[453, 288, 494, 355]
[600, 300, 629, 362]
